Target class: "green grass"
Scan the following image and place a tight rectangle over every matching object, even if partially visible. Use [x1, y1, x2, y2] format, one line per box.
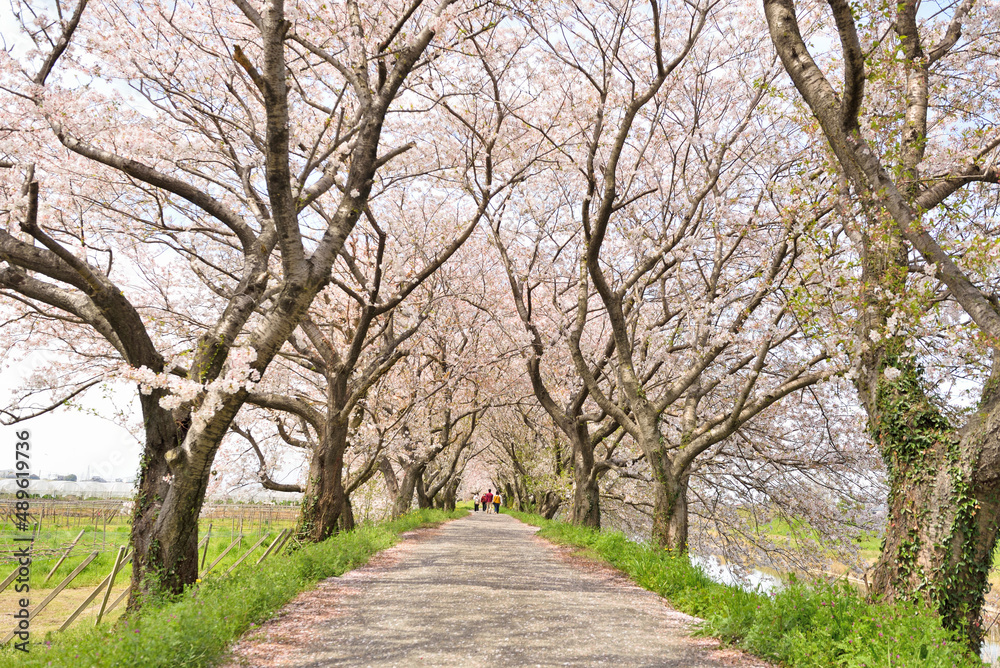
[751, 515, 883, 563]
[0, 518, 300, 590]
[0, 508, 466, 667]
[505, 509, 983, 668]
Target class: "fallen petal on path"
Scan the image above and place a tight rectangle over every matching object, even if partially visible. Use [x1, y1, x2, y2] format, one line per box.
[224, 514, 774, 668]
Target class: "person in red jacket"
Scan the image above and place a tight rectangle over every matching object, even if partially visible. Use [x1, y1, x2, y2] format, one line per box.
[481, 490, 493, 513]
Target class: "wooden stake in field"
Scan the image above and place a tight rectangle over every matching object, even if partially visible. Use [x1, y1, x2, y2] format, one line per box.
[203, 533, 242, 576]
[95, 545, 127, 626]
[256, 528, 288, 565]
[225, 532, 271, 575]
[201, 523, 212, 571]
[272, 527, 294, 558]
[1, 551, 98, 644]
[103, 587, 130, 617]
[0, 564, 22, 596]
[59, 550, 133, 632]
[43, 528, 86, 584]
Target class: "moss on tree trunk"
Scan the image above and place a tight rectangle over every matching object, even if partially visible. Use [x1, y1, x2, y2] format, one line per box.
[571, 429, 601, 528]
[127, 390, 198, 606]
[297, 419, 353, 541]
[869, 354, 1000, 649]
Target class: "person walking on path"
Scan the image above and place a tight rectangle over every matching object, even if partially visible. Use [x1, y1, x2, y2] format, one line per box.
[493, 492, 502, 514]
[473, 494, 480, 512]
[482, 490, 493, 513]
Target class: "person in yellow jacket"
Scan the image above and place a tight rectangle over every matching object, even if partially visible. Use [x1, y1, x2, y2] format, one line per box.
[493, 492, 502, 514]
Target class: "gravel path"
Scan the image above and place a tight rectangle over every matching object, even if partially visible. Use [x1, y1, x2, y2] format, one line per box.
[225, 512, 772, 667]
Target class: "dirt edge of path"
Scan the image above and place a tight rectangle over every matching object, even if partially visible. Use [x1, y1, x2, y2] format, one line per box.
[530, 526, 776, 668]
[220, 513, 775, 668]
[219, 520, 454, 668]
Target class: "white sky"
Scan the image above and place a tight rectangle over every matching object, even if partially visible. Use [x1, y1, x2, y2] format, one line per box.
[0, 355, 143, 481]
[0, 4, 159, 483]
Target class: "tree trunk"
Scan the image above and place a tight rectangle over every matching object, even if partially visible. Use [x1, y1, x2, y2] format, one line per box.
[143, 389, 250, 601]
[393, 463, 423, 518]
[147, 462, 211, 595]
[761, 0, 1000, 647]
[650, 452, 689, 552]
[297, 417, 350, 541]
[571, 428, 600, 528]
[538, 491, 562, 519]
[865, 353, 1000, 647]
[127, 390, 194, 604]
[338, 496, 356, 532]
[503, 482, 515, 507]
[512, 481, 525, 511]
[572, 470, 600, 528]
[440, 477, 458, 511]
[380, 457, 399, 501]
[416, 474, 432, 509]
[849, 241, 1000, 646]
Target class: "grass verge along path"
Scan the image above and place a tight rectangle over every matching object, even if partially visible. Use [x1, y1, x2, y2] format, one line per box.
[506, 509, 983, 668]
[0, 508, 465, 668]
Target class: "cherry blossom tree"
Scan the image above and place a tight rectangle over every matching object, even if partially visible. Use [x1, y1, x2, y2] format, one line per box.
[487, 403, 574, 519]
[236, 78, 527, 539]
[489, 197, 626, 527]
[0, 0, 492, 602]
[764, 0, 1000, 644]
[378, 335, 486, 517]
[486, 0, 847, 551]
[7, 0, 994, 642]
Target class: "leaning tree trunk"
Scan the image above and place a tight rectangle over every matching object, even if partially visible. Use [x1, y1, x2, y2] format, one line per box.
[537, 491, 563, 519]
[851, 247, 1000, 647]
[149, 453, 213, 595]
[570, 428, 601, 528]
[127, 390, 195, 604]
[392, 463, 424, 518]
[146, 383, 254, 602]
[380, 457, 399, 497]
[297, 418, 352, 541]
[761, 0, 1000, 648]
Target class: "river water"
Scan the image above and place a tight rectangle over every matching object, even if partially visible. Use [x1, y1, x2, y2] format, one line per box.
[689, 554, 781, 592]
[984, 642, 1000, 665]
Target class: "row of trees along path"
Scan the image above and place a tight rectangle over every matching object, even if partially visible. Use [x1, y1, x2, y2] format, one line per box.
[3, 0, 1000, 654]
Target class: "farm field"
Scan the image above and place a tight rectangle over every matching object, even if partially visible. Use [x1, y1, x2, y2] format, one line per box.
[0, 499, 301, 639]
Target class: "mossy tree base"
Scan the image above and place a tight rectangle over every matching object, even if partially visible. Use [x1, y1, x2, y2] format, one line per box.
[651, 460, 689, 553]
[571, 428, 602, 529]
[297, 418, 353, 542]
[867, 352, 1000, 650]
[127, 389, 200, 608]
